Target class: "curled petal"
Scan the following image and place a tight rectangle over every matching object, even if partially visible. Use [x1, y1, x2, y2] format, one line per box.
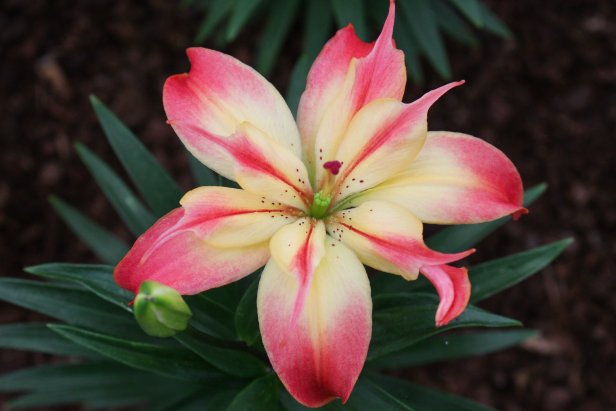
[114, 187, 299, 294]
[258, 238, 371, 407]
[420, 264, 471, 326]
[327, 201, 473, 280]
[331, 82, 463, 203]
[163, 47, 302, 176]
[298, 0, 405, 183]
[355, 132, 525, 224]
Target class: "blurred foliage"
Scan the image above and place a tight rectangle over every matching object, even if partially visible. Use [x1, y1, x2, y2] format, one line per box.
[182, 0, 511, 111]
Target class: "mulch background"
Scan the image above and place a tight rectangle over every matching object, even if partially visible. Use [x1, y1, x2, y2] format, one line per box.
[1, 1, 614, 410]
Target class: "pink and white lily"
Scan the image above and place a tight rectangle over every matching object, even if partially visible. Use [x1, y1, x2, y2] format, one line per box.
[114, 1, 524, 407]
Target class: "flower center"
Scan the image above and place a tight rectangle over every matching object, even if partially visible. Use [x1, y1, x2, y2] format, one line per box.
[308, 160, 341, 219]
[309, 191, 332, 219]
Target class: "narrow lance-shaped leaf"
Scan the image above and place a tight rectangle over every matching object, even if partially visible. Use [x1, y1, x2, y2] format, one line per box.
[0, 323, 98, 358]
[448, 0, 483, 27]
[187, 151, 220, 187]
[49, 324, 224, 382]
[432, 0, 480, 47]
[401, 0, 451, 78]
[332, 0, 369, 40]
[470, 238, 573, 302]
[366, 374, 496, 411]
[303, 0, 334, 58]
[25, 263, 133, 311]
[75, 142, 155, 236]
[49, 195, 128, 264]
[369, 293, 521, 360]
[194, 0, 236, 43]
[255, 0, 301, 76]
[226, 0, 261, 42]
[90, 95, 183, 216]
[226, 374, 280, 411]
[368, 329, 538, 369]
[234, 273, 262, 345]
[0, 278, 143, 340]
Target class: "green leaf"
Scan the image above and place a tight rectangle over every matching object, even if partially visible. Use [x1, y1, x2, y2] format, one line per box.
[25, 263, 133, 310]
[343, 377, 416, 410]
[75, 142, 155, 236]
[0, 323, 97, 357]
[255, 0, 301, 76]
[303, 0, 334, 58]
[400, 0, 451, 79]
[226, 0, 261, 41]
[90, 95, 183, 216]
[186, 293, 238, 340]
[49, 324, 224, 382]
[432, 0, 480, 47]
[153, 389, 239, 411]
[49, 195, 128, 264]
[0, 278, 144, 339]
[369, 293, 520, 360]
[367, 374, 495, 411]
[470, 238, 573, 302]
[394, 15, 425, 84]
[234, 273, 261, 345]
[368, 329, 537, 369]
[174, 328, 267, 378]
[195, 0, 236, 43]
[426, 183, 547, 253]
[286, 55, 311, 116]
[187, 150, 220, 186]
[448, 0, 483, 27]
[478, 1, 512, 38]
[332, 0, 369, 40]
[227, 374, 280, 411]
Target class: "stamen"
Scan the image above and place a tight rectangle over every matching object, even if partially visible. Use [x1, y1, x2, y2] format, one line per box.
[323, 160, 342, 175]
[309, 191, 332, 219]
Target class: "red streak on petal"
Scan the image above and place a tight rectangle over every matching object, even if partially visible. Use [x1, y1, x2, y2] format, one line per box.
[512, 207, 529, 221]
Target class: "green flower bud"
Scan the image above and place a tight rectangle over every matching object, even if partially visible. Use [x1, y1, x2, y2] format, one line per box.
[133, 281, 192, 337]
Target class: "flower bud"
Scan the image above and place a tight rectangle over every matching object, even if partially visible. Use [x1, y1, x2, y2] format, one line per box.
[133, 281, 192, 337]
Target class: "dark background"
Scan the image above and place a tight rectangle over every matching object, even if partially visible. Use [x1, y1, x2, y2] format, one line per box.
[1, 1, 614, 410]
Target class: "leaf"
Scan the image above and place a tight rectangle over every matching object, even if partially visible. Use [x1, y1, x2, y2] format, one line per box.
[286, 55, 311, 116]
[90, 95, 183, 216]
[0, 323, 97, 357]
[366, 374, 496, 411]
[478, 1, 512, 38]
[426, 183, 547, 253]
[2, 362, 198, 410]
[343, 377, 416, 410]
[369, 293, 520, 360]
[448, 0, 483, 27]
[49, 195, 128, 264]
[195, 0, 236, 43]
[0, 278, 144, 339]
[75, 142, 155, 236]
[187, 150, 220, 187]
[49, 324, 224, 382]
[234, 273, 261, 345]
[174, 328, 267, 378]
[226, 0, 261, 42]
[432, 0, 480, 47]
[332, 0, 369, 40]
[470, 238, 573, 302]
[255, 0, 301, 76]
[393, 14, 424, 84]
[368, 329, 537, 369]
[303, 0, 334, 58]
[153, 389, 239, 411]
[25, 262, 133, 311]
[400, 0, 451, 79]
[186, 293, 238, 340]
[226, 374, 280, 411]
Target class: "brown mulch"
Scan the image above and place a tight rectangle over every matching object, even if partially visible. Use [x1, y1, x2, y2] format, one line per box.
[1, 1, 614, 410]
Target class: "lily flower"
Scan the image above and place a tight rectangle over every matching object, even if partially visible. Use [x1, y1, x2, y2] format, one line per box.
[114, 0, 524, 407]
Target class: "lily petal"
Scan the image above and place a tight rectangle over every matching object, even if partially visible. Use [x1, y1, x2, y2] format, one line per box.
[258, 238, 371, 407]
[331, 82, 463, 203]
[327, 201, 473, 280]
[355, 132, 525, 224]
[114, 187, 299, 294]
[297, 0, 405, 184]
[420, 264, 471, 326]
[163, 47, 302, 176]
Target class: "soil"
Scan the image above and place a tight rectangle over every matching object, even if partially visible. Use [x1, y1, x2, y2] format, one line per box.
[1, 0, 614, 410]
